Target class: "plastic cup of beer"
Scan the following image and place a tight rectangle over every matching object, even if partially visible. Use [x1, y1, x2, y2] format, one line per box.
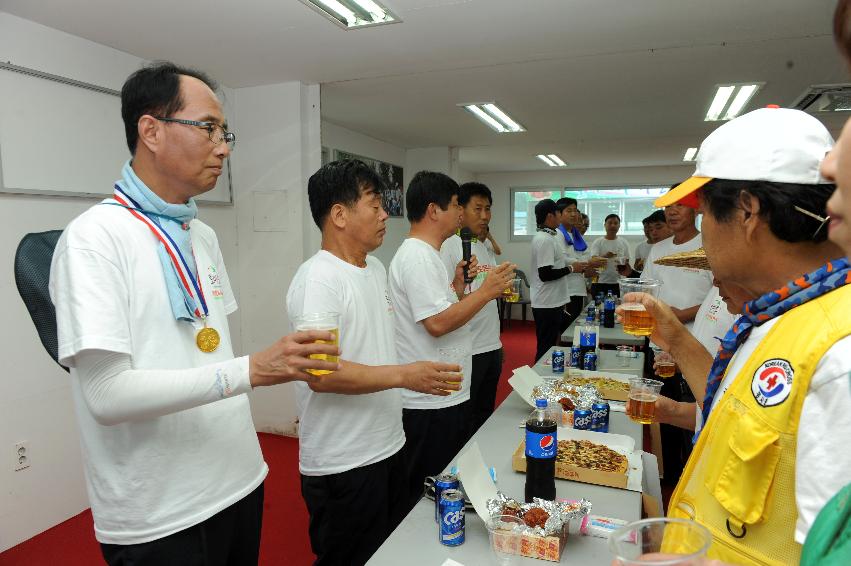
[609, 517, 711, 565]
[626, 377, 663, 424]
[502, 278, 521, 303]
[294, 312, 340, 376]
[618, 278, 662, 336]
[437, 346, 465, 394]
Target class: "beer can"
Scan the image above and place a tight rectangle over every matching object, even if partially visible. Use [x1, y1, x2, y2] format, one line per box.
[433, 473, 460, 522]
[591, 401, 610, 433]
[583, 352, 598, 371]
[439, 489, 465, 546]
[573, 408, 593, 430]
[552, 349, 565, 373]
[569, 346, 582, 368]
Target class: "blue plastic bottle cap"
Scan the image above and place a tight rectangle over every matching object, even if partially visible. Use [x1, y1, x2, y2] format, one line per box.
[535, 398, 548, 408]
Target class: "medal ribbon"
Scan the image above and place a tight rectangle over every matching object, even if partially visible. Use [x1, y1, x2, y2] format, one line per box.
[111, 185, 210, 321]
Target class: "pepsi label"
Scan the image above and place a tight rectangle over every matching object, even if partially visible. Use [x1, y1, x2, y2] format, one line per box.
[573, 409, 593, 430]
[525, 430, 556, 459]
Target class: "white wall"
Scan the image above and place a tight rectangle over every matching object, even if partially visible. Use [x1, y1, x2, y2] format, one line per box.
[0, 12, 319, 552]
[477, 165, 694, 282]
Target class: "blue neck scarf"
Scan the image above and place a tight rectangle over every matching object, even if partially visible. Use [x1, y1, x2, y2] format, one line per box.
[558, 224, 588, 252]
[112, 160, 200, 322]
[696, 258, 851, 443]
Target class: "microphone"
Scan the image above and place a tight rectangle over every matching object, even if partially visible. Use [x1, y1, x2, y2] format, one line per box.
[460, 227, 474, 284]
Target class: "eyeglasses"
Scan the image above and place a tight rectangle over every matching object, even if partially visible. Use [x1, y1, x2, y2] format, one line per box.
[154, 117, 236, 149]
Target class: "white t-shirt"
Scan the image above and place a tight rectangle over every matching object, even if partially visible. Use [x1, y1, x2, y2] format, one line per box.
[695, 315, 851, 543]
[530, 230, 569, 308]
[690, 286, 737, 356]
[641, 234, 714, 333]
[389, 238, 473, 409]
[439, 234, 502, 355]
[286, 251, 404, 476]
[589, 236, 631, 284]
[555, 228, 589, 297]
[633, 241, 653, 271]
[49, 203, 266, 545]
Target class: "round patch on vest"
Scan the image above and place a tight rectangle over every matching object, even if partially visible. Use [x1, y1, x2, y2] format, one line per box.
[751, 359, 793, 407]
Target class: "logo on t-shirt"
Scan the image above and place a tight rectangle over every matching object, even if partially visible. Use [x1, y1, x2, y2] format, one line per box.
[384, 288, 394, 314]
[751, 358, 793, 407]
[207, 265, 224, 299]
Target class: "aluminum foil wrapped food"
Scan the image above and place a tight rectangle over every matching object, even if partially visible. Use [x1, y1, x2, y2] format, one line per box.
[486, 492, 592, 537]
[532, 381, 600, 411]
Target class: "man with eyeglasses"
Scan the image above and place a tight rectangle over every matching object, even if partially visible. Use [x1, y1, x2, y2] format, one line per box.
[49, 61, 337, 565]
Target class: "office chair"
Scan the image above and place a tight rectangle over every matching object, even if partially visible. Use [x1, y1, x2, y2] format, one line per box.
[14, 230, 68, 373]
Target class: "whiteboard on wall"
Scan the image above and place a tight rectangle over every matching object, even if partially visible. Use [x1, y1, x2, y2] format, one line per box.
[0, 66, 232, 203]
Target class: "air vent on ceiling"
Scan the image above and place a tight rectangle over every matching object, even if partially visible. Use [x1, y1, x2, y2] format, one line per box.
[791, 84, 851, 113]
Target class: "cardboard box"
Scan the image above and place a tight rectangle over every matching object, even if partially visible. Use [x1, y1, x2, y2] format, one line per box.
[512, 428, 643, 491]
[491, 523, 568, 562]
[561, 369, 632, 402]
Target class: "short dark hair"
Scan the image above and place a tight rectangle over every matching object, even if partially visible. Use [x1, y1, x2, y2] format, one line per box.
[701, 179, 835, 243]
[535, 199, 558, 226]
[121, 61, 218, 155]
[406, 171, 459, 222]
[580, 213, 589, 220]
[605, 214, 621, 223]
[308, 160, 385, 229]
[644, 210, 667, 224]
[556, 197, 578, 211]
[458, 182, 492, 206]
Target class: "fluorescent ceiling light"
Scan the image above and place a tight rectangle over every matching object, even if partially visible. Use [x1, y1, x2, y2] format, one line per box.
[537, 154, 566, 167]
[460, 102, 525, 133]
[547, 154, 566, 166]
[705, 83, 763, 121]
[683, 147, 698, 162]
[301, 0, 400, 29]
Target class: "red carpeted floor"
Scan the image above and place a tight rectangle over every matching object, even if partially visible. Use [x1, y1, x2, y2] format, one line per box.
[0, 322, 538, 566]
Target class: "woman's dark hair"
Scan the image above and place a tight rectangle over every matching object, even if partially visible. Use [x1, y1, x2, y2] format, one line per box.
[121, 61, 218, 155]
[701, 179, 835, 243]
[308, 160, 385, 229]
[835, 0, 851, 64]
[458, 182, 492, 206]
[406, 171, 459, 222]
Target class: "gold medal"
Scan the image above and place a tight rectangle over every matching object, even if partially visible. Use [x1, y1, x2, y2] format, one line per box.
[196, 325, 220, 353]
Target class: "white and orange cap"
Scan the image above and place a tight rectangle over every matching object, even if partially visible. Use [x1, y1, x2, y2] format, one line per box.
[656, 106, 835, 208]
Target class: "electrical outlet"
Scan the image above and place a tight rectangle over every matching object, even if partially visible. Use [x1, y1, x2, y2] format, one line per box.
[13, 441, 30, 471]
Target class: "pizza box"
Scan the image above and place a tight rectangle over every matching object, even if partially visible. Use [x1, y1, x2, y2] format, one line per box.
[560, 369, 635, 402]
[512, 428, 644, 491]
[457, 443, 569, 562]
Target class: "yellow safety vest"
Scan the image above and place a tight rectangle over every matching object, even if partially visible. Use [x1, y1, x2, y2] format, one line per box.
[665, 284, 851, 566]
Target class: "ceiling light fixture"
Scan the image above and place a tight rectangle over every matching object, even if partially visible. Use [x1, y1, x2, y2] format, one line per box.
[460, 102, 525, 133]
[683, 147, 698, 162]
[537, 154, 566, 167]
[705, 83, 763, 121]
[300, 0, 400, 29]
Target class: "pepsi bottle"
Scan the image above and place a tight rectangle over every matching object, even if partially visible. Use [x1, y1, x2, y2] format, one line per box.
[525, 399, 557, 502]
[578, 315, 597, 370]
[603, 291, 616, 328]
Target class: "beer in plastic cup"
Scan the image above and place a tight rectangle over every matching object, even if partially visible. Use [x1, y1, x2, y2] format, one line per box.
[656, 361, 676, 378]
[618, 278, 662, 336]
[437, 346, 465, 394]
[502, 277, 521, 303]
[294, 312, 340, 376]
[626, 377, 663, 424]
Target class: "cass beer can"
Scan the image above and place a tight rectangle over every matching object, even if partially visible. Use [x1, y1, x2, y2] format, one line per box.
[569, 346, 582, 368]
[573, 408, 593, 430]
[552, 349, 565, 373]
[583, 352, 598, 371]
[439, 489, 465, 546]
[591, 401, 610, 433]
[433, 473, 460, 522]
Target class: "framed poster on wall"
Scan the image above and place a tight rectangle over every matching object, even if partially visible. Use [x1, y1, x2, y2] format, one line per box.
[334, 149, 404, 218]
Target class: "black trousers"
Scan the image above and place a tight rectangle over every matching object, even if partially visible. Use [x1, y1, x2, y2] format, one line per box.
[100, 483, 264, 566]
[301, 450, 407, 566]
[401, 401, 471, 512]
[565, 295, 585, 326]
[532, 306, 569, 363]
[470, 348, 504, 435]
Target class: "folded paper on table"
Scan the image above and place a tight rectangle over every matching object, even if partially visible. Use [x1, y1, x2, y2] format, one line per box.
[456, 442, 499, 525]
[508, 365, 544, 407]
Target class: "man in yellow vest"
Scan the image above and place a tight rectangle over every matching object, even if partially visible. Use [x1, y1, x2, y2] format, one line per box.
[635, 107, 851, 566]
